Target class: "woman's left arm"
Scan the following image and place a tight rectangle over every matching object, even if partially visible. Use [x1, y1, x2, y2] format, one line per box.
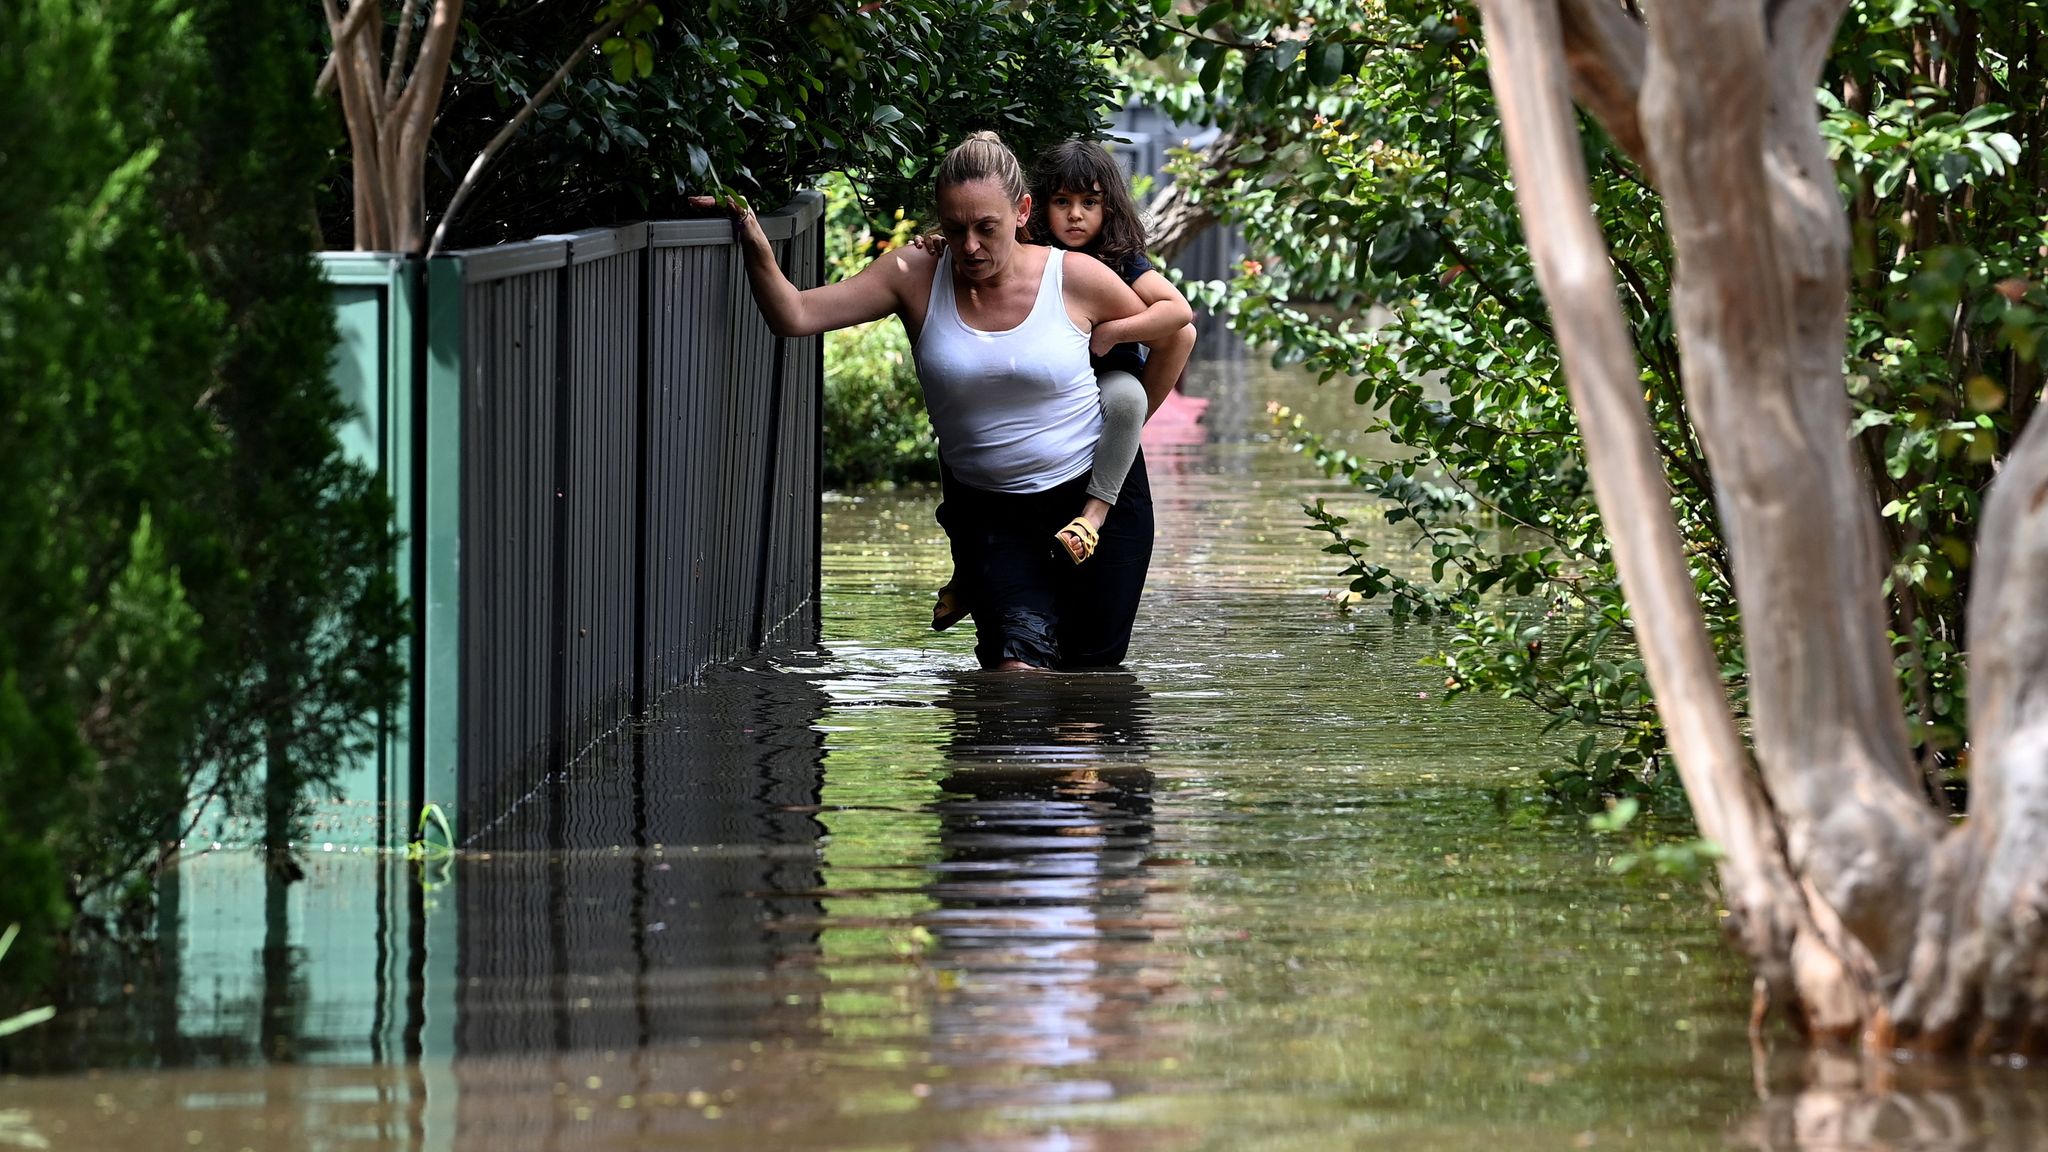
[1085, 268, 1194, 356]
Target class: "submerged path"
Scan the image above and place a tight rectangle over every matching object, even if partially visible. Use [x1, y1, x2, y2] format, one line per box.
[20, 356, 2022, 1149]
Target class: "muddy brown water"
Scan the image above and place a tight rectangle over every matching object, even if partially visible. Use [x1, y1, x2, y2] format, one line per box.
[5, 354, 2045, 1150]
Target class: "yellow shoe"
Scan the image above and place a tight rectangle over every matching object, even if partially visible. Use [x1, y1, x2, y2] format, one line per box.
[1053, 518, 1100, 566]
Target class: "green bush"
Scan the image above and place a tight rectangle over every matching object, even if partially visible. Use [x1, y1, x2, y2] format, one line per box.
[0, 0, 402, 999]
[1135, 0, 2048, 805]
[818, 173, 938, 487]
[825, 321, 938, 488]
[399, 0, 1143, 246]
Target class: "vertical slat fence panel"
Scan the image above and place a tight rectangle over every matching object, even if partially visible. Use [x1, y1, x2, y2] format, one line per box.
[562, 225, 646, 763]
[331, 195, 824, 845]
[454, 240, 568, 832]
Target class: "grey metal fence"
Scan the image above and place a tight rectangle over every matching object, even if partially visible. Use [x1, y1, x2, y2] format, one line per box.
[321, 192, 825, 844]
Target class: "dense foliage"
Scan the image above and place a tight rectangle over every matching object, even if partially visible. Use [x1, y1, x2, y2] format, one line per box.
[820, 176, 941, 488]
[350, 0, 1146, 248]
[0, 0, 403, 997]
[1129, 0, 2047, 805]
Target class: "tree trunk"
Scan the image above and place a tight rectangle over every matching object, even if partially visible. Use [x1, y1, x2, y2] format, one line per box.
[322, 0, 463, 253]
[1143, 129, 1237, 264]
[1895, 404, 2048, 1046]
[1636, 2, 1941, 985]
[1476, 0, 2048, 1051]
[1476, 0, 1867, 1040]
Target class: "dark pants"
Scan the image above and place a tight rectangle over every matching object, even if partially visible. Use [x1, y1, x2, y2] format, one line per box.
[938, 453, 1154, 670]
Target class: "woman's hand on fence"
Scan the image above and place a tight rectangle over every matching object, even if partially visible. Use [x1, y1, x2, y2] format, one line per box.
[687, 194, 772, 258]
[686, 193, 755, 223]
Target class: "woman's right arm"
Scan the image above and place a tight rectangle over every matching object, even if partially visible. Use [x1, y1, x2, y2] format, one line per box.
[721, 203, 918, 337]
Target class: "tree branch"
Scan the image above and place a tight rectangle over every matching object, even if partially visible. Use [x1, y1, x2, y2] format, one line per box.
[1557, 0, 1651, 172]
[389, 0, 464, 251]
[391, 0, 461, 131]
[384, 0, 424, 109]
[1768, 0, 1855, 90]
[1475, 0, 1860, 1033]
[427, 1, 652, 255]
[315, 0, 384, 99]
[324, 0, 392, 248]
[1435, 228, 1555, 342]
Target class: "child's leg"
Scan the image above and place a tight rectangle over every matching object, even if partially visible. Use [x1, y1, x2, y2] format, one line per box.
[1056, 370, 1146, 564]
[1084, 369, 1147, 509]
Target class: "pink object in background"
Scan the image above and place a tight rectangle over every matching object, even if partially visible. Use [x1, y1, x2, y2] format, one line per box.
[1142, 388, 1210, 448]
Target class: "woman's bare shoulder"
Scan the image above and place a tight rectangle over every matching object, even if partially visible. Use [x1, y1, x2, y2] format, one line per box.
[868, 242, 940, 284]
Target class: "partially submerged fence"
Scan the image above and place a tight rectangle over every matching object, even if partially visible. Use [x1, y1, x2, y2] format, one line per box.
[320, 193, 825, 844]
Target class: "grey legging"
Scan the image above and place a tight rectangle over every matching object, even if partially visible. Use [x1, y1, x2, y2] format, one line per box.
[1085, 370, 1147, 506]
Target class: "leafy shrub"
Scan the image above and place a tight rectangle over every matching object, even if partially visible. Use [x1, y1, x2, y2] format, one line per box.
[1131, 0, 2046, 807]
[0, 0, 402, 996]
[819, 174, 939, 487]
[396, 0, 1143, 246]
[825, 322, 938, 488]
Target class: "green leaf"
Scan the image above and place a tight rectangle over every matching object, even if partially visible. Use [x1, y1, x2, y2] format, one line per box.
[1242, 47, 1278, 103]
[1958, 104, 2012, 131]
[1307, 39, 1346, 86]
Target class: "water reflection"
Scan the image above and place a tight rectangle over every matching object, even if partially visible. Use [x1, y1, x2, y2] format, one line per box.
[456, 658, 829, 1056]
[1735, 1052, 2048, 1150]
[13, 355, 2048, 1150]
[919, 675, 1182, 1149]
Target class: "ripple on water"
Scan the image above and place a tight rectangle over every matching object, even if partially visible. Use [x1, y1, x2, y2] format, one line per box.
[10, 357, 2040, 1151]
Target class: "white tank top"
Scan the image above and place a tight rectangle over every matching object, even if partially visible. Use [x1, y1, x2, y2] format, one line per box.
[914, 248, 1101, 494]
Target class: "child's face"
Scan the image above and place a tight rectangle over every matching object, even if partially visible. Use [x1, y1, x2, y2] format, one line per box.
[1047, 186, 1106, 249]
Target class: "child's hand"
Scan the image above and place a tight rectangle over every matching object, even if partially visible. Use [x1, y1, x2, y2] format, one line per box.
[1090, 321, 1121, 357]
[908, 231, 948, 256]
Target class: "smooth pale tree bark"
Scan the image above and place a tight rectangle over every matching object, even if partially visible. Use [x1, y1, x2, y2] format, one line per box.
[1474, 0, 2048, 1050]
[1474, 0, 1869, 1041]
[319, 0, 463, 252]
[1901, 409, 2048, 1045]
[1637, 0, 1940, 983]
[318, 0, 653, 254]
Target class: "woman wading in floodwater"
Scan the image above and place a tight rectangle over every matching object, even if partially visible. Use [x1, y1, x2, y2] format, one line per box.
[699, 132, 1168, 670]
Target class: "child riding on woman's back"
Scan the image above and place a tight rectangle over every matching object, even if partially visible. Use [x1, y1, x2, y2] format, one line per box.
[1034, 140, 1198, 562]
[933, 138, 1197, 630]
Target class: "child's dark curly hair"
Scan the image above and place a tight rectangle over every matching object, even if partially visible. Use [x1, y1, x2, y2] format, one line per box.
[1028, 139, 1149, 268]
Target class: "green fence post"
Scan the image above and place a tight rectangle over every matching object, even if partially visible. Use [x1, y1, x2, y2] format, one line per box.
[424, 256, 466, 836]
[321, 253, 419, 848]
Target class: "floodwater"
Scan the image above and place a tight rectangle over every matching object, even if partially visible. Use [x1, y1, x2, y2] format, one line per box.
[7, 353, 2048, 1150]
